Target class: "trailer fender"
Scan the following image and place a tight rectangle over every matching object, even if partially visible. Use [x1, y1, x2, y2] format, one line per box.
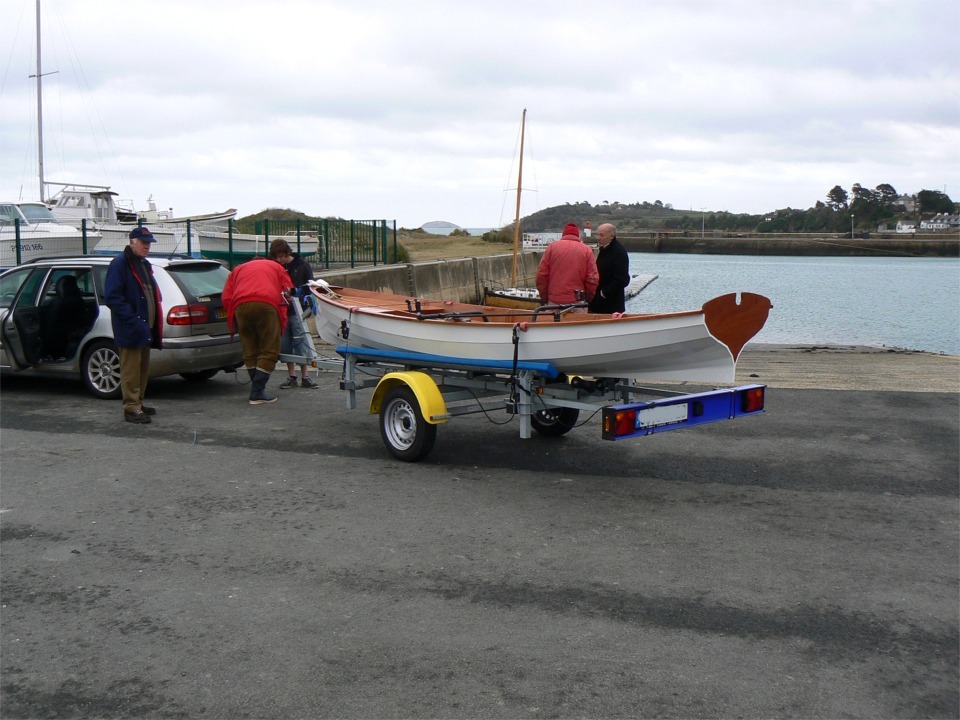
[370, 371, 449, 424]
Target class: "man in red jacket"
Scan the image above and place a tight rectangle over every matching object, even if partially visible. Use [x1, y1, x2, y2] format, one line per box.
[222, 257, 293, 405]
[536, 222, 599, 311]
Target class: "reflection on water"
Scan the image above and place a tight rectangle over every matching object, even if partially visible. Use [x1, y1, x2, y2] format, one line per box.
[626, 254, 960, 355]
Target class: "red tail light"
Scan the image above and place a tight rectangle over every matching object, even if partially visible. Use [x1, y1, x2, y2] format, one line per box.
[741, 387, 765, 413]
[166, 304, 209, 325]
[604, 408, 638, 438]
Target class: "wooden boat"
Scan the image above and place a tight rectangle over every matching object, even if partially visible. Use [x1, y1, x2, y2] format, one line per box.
[483, 272, 659, 310]
[309, 282, 772, 383]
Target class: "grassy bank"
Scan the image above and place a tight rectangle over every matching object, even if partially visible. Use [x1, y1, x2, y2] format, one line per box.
[399, 230, 513, 261]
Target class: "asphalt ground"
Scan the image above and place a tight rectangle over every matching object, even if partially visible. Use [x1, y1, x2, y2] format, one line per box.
[1, 345, 958, 719]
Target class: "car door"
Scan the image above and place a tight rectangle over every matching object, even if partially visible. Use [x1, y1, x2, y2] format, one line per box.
[0, 267, 48, 368]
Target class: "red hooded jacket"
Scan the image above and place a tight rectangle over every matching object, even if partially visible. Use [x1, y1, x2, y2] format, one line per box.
[536, 235, 599, 305]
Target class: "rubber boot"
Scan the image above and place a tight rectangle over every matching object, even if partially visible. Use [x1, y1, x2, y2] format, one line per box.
[246, 367, 256, 383]
[249, 369, 277, 405]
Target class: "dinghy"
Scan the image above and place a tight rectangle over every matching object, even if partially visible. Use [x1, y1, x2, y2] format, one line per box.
[310, 282, 772, 384]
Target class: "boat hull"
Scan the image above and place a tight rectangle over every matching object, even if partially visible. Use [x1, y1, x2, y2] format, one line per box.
[1, 227, 101, 269]
[311, 285, 771, 383]
[196, 232, 320, 263]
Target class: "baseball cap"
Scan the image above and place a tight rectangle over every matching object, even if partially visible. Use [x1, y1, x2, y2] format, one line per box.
[129, 226, 156, 243]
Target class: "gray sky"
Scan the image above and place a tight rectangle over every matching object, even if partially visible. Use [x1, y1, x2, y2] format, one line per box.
[2, 0, 958, 228]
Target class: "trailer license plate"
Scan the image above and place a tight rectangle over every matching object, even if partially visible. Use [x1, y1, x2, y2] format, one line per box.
[637, 404, 688, 429]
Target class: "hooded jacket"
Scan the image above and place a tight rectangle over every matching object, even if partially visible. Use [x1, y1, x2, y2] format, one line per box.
[535, 236, 599, 305]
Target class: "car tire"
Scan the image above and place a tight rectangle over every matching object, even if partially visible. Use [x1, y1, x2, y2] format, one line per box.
[530, 407, 579, 437]
[179, 369, 219, 382]
[81, 340, 122, 400]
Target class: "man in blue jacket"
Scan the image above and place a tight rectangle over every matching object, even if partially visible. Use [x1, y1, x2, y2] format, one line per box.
[104, 227, 163, 424]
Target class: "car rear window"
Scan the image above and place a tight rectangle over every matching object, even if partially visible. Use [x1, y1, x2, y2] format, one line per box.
[165, 263, 230, 300]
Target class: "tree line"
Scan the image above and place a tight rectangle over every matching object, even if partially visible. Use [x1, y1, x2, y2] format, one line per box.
[483, 186, 957, 239]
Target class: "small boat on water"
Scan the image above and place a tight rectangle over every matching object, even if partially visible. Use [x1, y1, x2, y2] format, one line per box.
[482, 272, 659, 310]
[309, 282, 772, 383]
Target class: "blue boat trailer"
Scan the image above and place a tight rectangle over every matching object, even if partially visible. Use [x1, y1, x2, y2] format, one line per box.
[328, 345, 766, 462]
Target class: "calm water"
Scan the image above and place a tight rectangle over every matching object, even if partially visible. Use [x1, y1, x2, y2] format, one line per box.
[626, 254, 960, 355]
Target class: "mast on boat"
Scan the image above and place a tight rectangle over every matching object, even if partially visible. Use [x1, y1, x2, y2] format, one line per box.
[30, 0, 57, 202]
[34, 0, 44, 201]
[511, 108, 526, 286]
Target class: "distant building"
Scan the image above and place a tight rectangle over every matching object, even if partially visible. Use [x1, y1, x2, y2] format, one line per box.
[921, 214, 960, 231]
[896, 194, 917, 212]
[896, 220, 917, 234]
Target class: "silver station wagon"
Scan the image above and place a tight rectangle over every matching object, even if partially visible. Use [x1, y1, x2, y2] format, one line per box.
[0, 255, 242, 398]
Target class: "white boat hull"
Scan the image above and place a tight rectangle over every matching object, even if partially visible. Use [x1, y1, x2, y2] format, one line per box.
[196, 231, 320, 260]
[311, 285, 771, 383]
[1, 226, 101, 269]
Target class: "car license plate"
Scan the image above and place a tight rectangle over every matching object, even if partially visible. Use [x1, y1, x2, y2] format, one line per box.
[216, 308, 227, 319]
[637, 404, 688, 429]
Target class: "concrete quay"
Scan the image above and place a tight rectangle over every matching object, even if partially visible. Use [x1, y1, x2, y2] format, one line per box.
[1, 344, 957, 718]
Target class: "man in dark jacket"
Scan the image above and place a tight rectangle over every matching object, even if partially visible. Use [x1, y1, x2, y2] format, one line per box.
[269, 238, 319, 389]
[588, 223, 630, 314]
[104, 226, 163, 424]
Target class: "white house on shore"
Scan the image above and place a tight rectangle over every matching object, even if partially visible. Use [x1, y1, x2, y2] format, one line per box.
[920, 214, 960, 231]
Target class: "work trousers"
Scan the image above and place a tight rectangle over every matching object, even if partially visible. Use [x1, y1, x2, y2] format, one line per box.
[235, 302, 281, 373]
[119, 346, 151, 413]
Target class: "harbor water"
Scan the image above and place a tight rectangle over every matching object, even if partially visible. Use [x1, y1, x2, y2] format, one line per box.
[626, 254, 960, 356]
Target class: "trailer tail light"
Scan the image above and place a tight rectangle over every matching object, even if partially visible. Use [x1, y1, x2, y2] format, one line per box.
[741, 387, 765, 413]
[167, 304, 209, 325]
[604, 408, 638, 438]
[601, 384, 766, 441]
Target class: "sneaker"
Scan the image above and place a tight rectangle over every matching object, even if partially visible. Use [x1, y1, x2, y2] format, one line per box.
[124, 410, 152, 424]
[278, 376, 298, 389]
[300, 377, 319, 389]
[140, 405, 157, 416]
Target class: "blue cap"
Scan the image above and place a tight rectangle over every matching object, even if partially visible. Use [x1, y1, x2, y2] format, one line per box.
[129, 226, 156, 243]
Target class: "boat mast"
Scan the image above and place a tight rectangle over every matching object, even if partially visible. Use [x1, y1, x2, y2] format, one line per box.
[511, 108, 526, 286]
[34, 0, 45, 201]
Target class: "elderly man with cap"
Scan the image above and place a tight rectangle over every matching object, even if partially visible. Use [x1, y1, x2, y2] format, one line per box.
[104, 226, 164, 424]
[536, 222, 599, 312]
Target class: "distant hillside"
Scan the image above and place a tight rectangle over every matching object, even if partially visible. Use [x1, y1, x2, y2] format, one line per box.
[508, 187, 956, 235]
[235, 208, 345, 234]
[515, 201, 761, 234]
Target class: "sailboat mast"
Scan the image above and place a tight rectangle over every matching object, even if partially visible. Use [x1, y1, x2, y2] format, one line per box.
[35, 0, 45, 202]
[511, 108, 526, 286]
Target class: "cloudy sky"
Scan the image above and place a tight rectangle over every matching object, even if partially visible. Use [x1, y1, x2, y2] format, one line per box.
[1, 0, 957, 229]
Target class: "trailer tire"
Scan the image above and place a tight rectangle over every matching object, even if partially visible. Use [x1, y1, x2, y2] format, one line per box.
[379, 385, 437, 462]
[531, 407, 579, 437]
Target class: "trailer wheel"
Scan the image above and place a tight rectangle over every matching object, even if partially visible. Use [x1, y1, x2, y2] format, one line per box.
[379, 385, 437, 462]
[531, 407, 579, 437]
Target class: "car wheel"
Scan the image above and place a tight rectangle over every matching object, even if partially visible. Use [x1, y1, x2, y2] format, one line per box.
[81, 340, 122, 399]
[179, 369, 219, 382]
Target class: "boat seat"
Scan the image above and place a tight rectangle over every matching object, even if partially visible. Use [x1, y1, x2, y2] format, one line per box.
[44, 275, 89, 359]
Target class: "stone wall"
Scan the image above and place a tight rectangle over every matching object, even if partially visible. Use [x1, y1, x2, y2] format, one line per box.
[315, 251, 543, 302]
